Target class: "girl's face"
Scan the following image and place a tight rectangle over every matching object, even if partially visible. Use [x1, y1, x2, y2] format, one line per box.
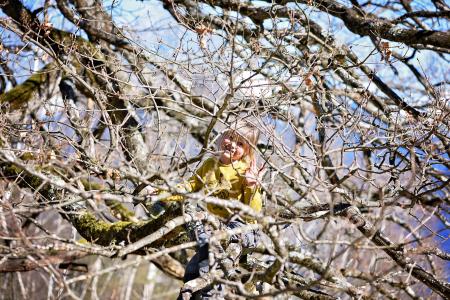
[219, 133, 248, 164]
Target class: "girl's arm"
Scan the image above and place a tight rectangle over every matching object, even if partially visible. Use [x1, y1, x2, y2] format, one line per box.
[242, 160, 263, 221]
[144, 159, 212, 219]
[240, 186, 262, 223]
[160, 158, 214, 202]
[244, 159, 265, 187]
[243, 186, 262, 213]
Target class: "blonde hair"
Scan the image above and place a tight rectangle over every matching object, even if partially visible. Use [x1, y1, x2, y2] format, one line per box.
[218, 120, 260, 164]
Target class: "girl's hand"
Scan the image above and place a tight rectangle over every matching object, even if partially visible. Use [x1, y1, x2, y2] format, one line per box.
[143, 185, 158, 197]
[244, 161, 265, 187]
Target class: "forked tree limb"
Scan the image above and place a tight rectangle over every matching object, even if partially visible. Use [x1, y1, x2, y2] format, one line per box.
[267, 0, 450, 49]
[342, 206, 450, 299]
[0, 251, 88, 273]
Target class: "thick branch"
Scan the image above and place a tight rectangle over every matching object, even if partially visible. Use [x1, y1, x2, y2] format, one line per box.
[343, 207, 450, 299]
[0, 251, 88, 273]
[286, 0, 450, 49]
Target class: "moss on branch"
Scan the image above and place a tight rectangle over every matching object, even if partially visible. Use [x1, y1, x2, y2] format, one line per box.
[1, 161, 47, 192]
[1, 160, 187, 249]
[73, 213, 136, 245]
[80, 178, 105, 191]
[70, 202, 187, 248]
[0, 28, 107, 112]
[0, 63, 57, 109]
[105, 200, 137, 222]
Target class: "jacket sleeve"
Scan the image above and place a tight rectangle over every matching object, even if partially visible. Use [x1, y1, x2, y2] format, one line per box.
[161, 159, 210, 202]
[243, 186, 262, 213]
[183, 159, 209, 193]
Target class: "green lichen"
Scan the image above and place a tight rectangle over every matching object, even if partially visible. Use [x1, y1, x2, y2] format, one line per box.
[3, 164, 23, 175]
[29, 174, 44, 189]
[77, 238, 89, 245]
[47, 247, 59, 256]
[80, 178, 104, 191]
[1, 163, 45, 190]
[74, 212, 136, 246]
[50, 29, 102, 59]
[0, 63, 56, 109]
[0, 29, 107, 111]
[0, 162, 56, 203]
[105, 200, 136, 222]
[20, 152, 37, 161]
[71, 202, 187, 250]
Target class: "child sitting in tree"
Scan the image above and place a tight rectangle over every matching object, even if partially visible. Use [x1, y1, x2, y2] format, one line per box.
[148, 120, 262, 299]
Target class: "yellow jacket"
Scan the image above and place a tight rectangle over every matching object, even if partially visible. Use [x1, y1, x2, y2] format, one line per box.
[162, 157, 262, 219]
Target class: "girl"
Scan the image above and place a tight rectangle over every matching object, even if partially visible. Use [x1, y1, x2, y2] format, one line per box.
[172, 120, 262, 219]
[149, 121, 262, 299]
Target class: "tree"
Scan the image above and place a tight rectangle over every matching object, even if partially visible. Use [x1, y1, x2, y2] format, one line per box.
[0, 0, 449, 299]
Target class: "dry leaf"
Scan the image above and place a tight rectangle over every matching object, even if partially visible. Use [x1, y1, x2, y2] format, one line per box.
[380, 41, 391, 62]
[49, 150, 56, 160]
[41, 22, 53, 35]
[199, 36, 207, 49]
[111, 169, 121, 181]
[250, 38, 261, 54]
[195, 24, 212, 36]
[334, 53, 346, 64]
[94, 193, 102, 202]
[385, 49, 392, 62]
[304, 73, 313, 88]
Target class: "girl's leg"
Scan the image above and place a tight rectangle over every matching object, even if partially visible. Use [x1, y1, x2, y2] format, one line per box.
[183, 253, 200, 283]
[194, 222, 210, 276]
[178, 221, 213, 299]
[221, 220, 259, 278]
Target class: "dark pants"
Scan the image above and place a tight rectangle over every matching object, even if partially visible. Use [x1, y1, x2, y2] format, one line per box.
[179, 220, 259, 299]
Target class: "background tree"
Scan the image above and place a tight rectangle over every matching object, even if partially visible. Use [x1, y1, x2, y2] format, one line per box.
[0, 0, 449, 299]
